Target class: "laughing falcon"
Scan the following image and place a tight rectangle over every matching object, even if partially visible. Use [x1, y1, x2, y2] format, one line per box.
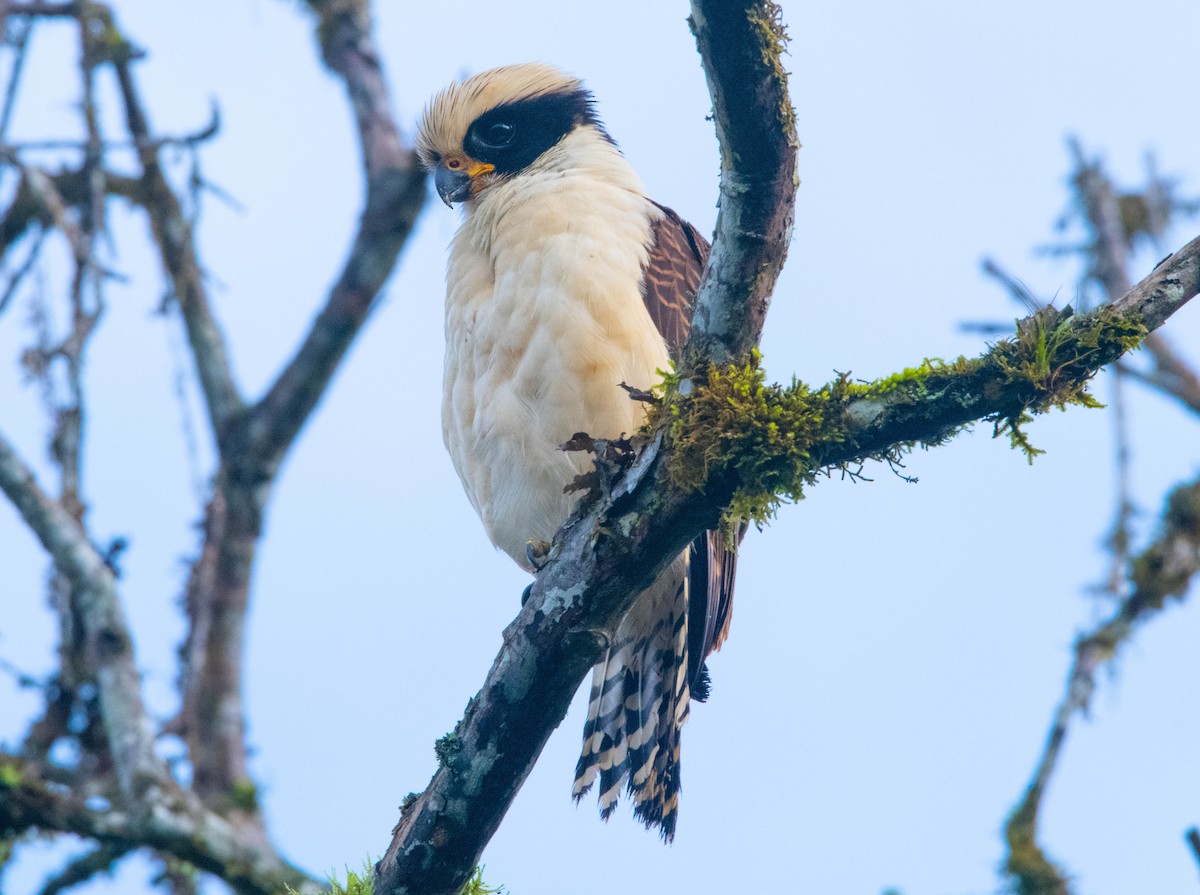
[416, 63, 737, 840]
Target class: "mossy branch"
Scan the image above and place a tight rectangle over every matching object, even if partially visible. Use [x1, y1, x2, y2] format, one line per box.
[652, 301, 1151, 527]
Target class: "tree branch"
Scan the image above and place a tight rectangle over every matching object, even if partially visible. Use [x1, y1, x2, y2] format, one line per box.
[0, 753, 319, 895]
[375, 220, 1199, 894]
[687, 0, 797, 362]
[172, 0, 426, 823]
[36, 843, 134, 895]
[1004, 476, 1200, 894]
[105, 11, 245, 439]
[244, 0, 427, 470]
[997, 148, 1200, 893]
[0, 428, 163, 803]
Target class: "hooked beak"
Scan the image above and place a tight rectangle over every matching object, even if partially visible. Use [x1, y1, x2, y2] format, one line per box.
[435, 166, 472, 207]
[434, 160, 495, 207]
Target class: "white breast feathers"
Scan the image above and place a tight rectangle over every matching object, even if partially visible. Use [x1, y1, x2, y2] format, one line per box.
[442, 128, 669, 569]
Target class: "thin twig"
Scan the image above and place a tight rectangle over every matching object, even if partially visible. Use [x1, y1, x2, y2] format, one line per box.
[37, 843, 134, 895]
[0, 14, 34, 141]
[1101, 366, 1135, 598]
[1186, 827, 1200, 873]
[1006, 476, 1200, 893]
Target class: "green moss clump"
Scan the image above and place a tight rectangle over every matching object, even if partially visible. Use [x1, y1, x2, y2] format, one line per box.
[459, 866, 506, 895]
[648, 351, 851, 527]
[987, 305, 1144, 461]
[228, 778, 259, 812]
[1003, 802, 1071, 895]
[434, 732, 461, 768]
[286, 862, 503, 895]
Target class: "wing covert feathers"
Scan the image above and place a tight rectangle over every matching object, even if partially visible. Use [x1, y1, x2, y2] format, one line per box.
[641, 201, 711, 358]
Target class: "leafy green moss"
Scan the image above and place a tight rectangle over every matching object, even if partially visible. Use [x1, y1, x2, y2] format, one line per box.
[747, 2, 797, 145]
[286, 862, 504, 895]
[986, 305, 1144, 461]
[459, 866, 507, 895]
[1003, 801, 1071, 895]
[646, 351, 851, 527]
[646, 305, 1146, 522]
[434, 732, 461, 768]
[229, 778, 259, 812]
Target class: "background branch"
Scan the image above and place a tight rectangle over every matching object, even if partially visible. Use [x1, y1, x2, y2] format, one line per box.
[1, 0, 424, 889]
[999, 145, 1200, 894]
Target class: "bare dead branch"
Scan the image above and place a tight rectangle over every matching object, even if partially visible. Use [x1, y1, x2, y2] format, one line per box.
[0, 13, 34, 141]
[3, 0, 419, 888]
[246, 0, 426, 470]
[171, 0, 425, 822]
[1118, 342, 1200, 415]
[103, 15, 244, 438]
[0, 429, 164, 800]
[3, 2, 81, 19]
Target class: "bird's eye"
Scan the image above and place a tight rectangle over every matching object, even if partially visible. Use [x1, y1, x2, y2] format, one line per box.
[479, 121, 515, 147]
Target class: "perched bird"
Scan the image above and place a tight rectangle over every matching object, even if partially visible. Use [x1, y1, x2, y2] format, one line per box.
[416, 62, 737, 840]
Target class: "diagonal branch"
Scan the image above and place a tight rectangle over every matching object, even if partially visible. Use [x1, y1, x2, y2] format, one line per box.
[244, 0, 427, 470]
[36, 843, 134, 895]
[375, 218, 1199, 894]
[106, 16, 245, 440]
[0, 428, 163, 803]
[1004, 476, 1200, 894]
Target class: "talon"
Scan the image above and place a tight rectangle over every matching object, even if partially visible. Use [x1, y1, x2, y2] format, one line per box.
[525, 538, 552, 571]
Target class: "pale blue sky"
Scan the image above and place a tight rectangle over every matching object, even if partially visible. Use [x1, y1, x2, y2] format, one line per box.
[3, 2, 1200, 894]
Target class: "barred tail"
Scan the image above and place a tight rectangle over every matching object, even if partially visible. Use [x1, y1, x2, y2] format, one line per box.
[572, 553, 691, 840]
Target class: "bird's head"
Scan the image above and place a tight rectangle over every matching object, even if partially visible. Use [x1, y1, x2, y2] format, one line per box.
[416, 63, 607, 207]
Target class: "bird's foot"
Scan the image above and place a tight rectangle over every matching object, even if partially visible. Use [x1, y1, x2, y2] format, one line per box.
[525, 538, 552, 571]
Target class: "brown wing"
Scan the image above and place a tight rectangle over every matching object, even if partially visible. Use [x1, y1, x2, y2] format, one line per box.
[642, 201, 711, 359]
[640, 201, 738, 696]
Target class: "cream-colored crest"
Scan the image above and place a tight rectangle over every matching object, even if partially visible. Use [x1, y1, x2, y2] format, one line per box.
[415, 62, 585, 168]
